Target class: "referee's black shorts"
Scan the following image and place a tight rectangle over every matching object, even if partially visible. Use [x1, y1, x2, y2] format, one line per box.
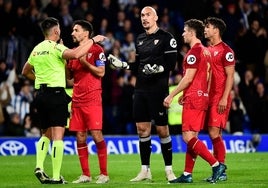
[133, 91, 168, 126]
[34, 86, 70, 129]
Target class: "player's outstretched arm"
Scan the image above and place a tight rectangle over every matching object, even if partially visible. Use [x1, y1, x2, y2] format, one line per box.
[63, 35, 106, 60]
[107, 54, 129, 69]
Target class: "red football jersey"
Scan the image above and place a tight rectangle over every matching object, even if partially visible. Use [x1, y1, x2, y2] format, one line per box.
[68, 44, 106, 107]
[182, 43, 210, 110]
[207, 41, 235, 104]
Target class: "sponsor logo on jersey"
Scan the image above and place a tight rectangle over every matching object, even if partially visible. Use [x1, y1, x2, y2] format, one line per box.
[226, 52, 234, 62]
[170, 38, 177, 48]
[99, 52, 106, 61]
[138, 41, 143, 46]
[33, 51, 49, 56]
[197, 90, 203, 97]
[187, 54, 196, 65]
[154, 39, 159, 45]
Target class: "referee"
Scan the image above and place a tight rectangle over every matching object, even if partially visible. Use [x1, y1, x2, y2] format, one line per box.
[21, 17, 106, 184]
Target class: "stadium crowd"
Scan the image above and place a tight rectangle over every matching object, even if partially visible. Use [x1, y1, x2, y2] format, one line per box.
[0, 0, 268, 137]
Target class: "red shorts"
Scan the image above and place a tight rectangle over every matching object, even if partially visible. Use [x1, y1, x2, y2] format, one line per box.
[69, 106, 103, 131]
[182, 108, 206, 132]
[205, 104, 230, 129]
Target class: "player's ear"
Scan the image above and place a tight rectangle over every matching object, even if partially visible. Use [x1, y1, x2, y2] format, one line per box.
[84, 30, 89, 38]
[154, 15, 158, 22]
[54, 28, 59, 35]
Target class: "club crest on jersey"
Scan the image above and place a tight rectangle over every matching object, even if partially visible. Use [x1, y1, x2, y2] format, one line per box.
[187, 54, 196, 65]
[87, 53, 93, 59]
[225, 52, 234, 62]
[170, 38, 177, 48]
[154, 39, 159, 45]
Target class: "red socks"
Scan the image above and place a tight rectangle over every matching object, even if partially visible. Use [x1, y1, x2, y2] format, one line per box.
[184, 147, 197, 173]
[188, 137, 217, 166]
[212, 136, 226, 163]
[77, 143, 90, 177]
[96, 140, 108, 175]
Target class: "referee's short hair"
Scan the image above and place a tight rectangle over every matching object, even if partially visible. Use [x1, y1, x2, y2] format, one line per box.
[41, 17, 59, 36]
[73, 20, 94, 38]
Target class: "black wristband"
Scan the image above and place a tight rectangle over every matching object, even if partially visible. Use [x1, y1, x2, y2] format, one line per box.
[91, 38, 95, 44]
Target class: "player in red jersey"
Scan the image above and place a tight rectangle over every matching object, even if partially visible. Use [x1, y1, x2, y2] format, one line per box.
[66, 20, 109, 184]
[164, 19, 226, 184]
[204, 17, 236, 181]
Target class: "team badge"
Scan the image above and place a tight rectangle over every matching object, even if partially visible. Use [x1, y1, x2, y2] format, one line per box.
[154, 39, 159, 45]
[170, 38, 177, 48]
[187, 54, 196, 65]
[87, 53, 93, 59]
[225, 52, 234, 62]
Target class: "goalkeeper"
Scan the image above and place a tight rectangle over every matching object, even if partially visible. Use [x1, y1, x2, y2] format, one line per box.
[108, 6, 178, 182]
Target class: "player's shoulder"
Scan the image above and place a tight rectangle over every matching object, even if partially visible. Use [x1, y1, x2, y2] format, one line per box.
[137, 32, 146, 40]
[90, 43, 106, 61]
[191, 43, 204, 53]
[198, 44, 211, 57]
[91, 43, 104, 52]
[157, 29, 174, 38]
[220, 42, 234, 52]
[157, 29, 177, 49]
[187, 45, 201, 57]
[93, 43, 103, 49]
[218, 42, 235, 63]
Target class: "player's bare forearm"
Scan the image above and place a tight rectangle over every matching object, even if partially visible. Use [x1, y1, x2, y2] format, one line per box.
[79, 57, 105, 77]
[63, 35, 106, 59]
[88, 65, 105, 77]
[207, 69, 212, 93]
[221, 65, 235, 101]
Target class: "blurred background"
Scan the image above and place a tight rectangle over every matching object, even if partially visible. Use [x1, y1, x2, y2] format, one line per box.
[0, 0, 268, 137]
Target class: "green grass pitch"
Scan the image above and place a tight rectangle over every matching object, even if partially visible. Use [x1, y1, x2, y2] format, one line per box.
[0, 153, 268, 188]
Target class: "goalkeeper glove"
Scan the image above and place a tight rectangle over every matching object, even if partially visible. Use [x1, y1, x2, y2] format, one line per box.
[108, 54, 129, 69]
[142, 64, 164, 75]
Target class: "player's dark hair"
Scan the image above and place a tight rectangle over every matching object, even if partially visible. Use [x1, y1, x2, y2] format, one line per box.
[204, 17, 226, 37]
[40, 17, 59, 36]
[184, 19, 204, 40]
[73, 20, 94, 38]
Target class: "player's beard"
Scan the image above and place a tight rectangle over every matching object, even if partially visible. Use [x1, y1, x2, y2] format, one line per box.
[143, 25, 150, 31]
[142, 21, 150, 31]
[72, 36, 78, 43]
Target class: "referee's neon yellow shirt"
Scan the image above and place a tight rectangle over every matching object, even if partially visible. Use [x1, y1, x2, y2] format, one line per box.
[28, 40, 68, 89]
